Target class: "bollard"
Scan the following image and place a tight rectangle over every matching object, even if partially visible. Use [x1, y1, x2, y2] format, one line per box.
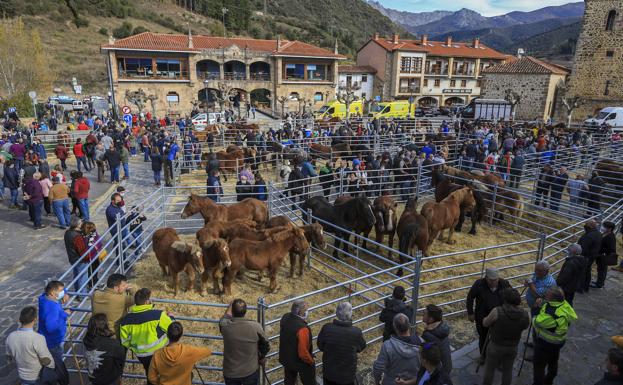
[537, 232, 547, 261]
[415, 163, 423, 200]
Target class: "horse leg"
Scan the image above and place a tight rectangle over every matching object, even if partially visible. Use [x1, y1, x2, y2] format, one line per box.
[396, 254, 405, 277]
[172, 270, 179, 296]
[455, 210, 465, 232]
[160, 264, 167, 277]
[223, 269, 234, 296]
[447, 224, 457, 244]
[298, 253, 304, 277]
[289, 252, 295, 278]
[269, 267, 279, 292]
[184, 264, 195, 292]
[200, 270, 209, 296]
[332, 236, 342, 259]
[388, 231, 395, 250]
[468, 209, 478, 235]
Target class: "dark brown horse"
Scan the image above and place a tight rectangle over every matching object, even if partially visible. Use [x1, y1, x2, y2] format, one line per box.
[372, 196, 398, 249]
[396, 198, 429, 276]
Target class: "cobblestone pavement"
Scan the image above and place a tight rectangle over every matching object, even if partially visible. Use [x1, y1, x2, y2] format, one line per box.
[0, 155, 154, 384]
[451, 270, 623, 385]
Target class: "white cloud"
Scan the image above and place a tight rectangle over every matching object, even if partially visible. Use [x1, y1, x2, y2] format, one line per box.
[382, 0, 575, 16]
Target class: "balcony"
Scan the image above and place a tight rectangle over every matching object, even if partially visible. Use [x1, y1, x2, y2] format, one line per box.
[224, 71, 246, 80]
[453, 70, 475, 77]
[197, 71, 221, 80]
[250, 72, 271, 81]
[118, 70, 189, 80]
[399, 86, 420, 94]
[425, 69, 448, 76]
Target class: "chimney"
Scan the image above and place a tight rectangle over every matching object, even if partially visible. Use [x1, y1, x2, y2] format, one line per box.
[421, 34, 428, 45]
[334, 38, 339, 54]
[473, 37, 479, 49]
[517, 48, 525, 58]
[276, 35, 281, 51]
[446, 36, 452, 46]
[188, 26, 194, 49]
[108, 34, 115, 45]
[373, 32, 379, 41]
[392, 33, 399, 44]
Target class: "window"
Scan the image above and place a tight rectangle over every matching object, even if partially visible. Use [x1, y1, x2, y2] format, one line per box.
[314, 92, 323, 101]
[434, 79, 440, 87]
[361, 92, 367, 99]
[290, 92, 300, 100]
[461, 80, 467, 87]
[606, 10, 617, 31]
[400, 57, 422, 73]
[607, 50, 615, 57]
[450, 80, 456, 87]
[605, 80, 611, 96]
[157, 59, 181, 78]
[361, 75, 368, 83]
[476, 80, 482, 87]
[423, 79, 428, 87]
[285, 63, 305, 80]
[306, 64, 326, 80]
[117, 57, 153, 77]
[346, 75, 352, 85]
[166, 92, 179, 103]
[399, 78, 420, 93]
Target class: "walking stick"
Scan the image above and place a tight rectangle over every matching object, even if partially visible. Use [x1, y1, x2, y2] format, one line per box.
[475, 333, 490, 374]
[261, 363, 272, 385]
[66, 320, 86, 385]
[517, 315, 534, 377]
[194, 365, 207, 385]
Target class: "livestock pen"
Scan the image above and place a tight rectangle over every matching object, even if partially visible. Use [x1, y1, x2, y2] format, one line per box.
[52, 138, 623, 384]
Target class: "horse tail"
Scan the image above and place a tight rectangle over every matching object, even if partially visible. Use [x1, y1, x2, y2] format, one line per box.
[514, 195, 524, 223]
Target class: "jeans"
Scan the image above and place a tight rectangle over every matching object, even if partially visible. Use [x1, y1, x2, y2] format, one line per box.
[483, 342, 517, 385]
[77, 198, 89, 221]
[0, 180, 4, 199]
[122, 162, 129, 178]
[283, 365, 315, 385]
[72, 262, 89, 292]
[153, 170, 161, 184]
[52, 199, 71, 227]
[138, 355, 154, 385]
[10, 188, 18, 206]
[224, 370, 260, 385]
[76, 156, 89, 172]
[60, 159, 67, 170]
[143, 146, 151, 162]
[532, 338, 563, 385]
[14, 158, 23, 171]
[29, 200, 43, 227]
[111, 166, 120, 182]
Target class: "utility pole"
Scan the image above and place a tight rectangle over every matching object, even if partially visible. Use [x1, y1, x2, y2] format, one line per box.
[264, 0, 267, 15]
[222, 7, 228, 38]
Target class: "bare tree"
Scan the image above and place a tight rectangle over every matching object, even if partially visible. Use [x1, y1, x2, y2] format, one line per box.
[336, 81, 361, 120]
[277, 96, 289, 118]
[504, 89, 521, 121]
[557, 80, 582, 127]
[210, 82, 236, 112]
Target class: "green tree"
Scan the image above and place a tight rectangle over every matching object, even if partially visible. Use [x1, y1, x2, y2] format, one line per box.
[113, 21, 133, 38]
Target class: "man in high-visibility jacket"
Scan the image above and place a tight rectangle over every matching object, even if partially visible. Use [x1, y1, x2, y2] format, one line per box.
[532, 286, 577, 385]
[119, 288, 173, 385]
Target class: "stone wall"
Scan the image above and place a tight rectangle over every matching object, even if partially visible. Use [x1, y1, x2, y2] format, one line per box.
[559, 0, 623, 120]
[481, 73, 551, 120]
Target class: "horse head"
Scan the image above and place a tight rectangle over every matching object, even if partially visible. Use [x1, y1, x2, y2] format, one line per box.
[309, 223, 327, 250]
[405, 197, 419, 213]
[354, 197, 376, 228]
[171, 241, 205, 274]
[374, 197, 397, 232]
[181, 193, 201, 219]
[211, 238, 231, 269]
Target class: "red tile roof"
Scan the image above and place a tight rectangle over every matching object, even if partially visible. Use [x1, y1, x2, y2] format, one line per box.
[101, 32, 345, 59]
[482, 56, 570, 75]
[368, 36, 508, 60]
[338, 65, 377, 74]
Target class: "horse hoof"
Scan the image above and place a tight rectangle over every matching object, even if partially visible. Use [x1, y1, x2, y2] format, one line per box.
[468, 230, 476, 235]
[447, 240, 456, 245]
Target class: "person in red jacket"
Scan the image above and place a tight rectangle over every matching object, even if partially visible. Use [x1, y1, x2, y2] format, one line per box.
[73, 171, 90, 220]
[73, 138, 90, 173]
[77, 121, 89, 131]
[54, 142, 69, 170]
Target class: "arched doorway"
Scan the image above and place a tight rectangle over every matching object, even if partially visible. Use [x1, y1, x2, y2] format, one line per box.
[418, 96, 439, 107]
[250, 88, 271, 108]
[197, 88, 221, 110]
[196, 60, 220, 80]
[444, 96, 464, 106]
[250, 61, 270, 81]
[224, 60, 246, 80]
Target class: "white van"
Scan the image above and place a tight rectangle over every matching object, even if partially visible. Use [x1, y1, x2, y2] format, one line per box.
[72, 100, 84, 111]
[191, 112, 223, 131]
[584, 107, 623, 130]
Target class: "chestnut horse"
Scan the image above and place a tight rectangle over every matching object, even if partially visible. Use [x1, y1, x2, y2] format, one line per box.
[199, 238, 231, 295]
[181, 193, 268, 226]
[152, 228, 204, 295]
[421, 187, 477, 246]
[396, 198, 429, 276]
[223, 227, 310, 294]
[372, 196, 398, 249]
[195, 219, 258, 245]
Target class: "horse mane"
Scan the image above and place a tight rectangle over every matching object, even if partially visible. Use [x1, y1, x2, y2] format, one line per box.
[269, 228, 295, 243]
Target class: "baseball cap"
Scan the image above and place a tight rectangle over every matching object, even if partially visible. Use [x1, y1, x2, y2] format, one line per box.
[485, 268, 499, 280]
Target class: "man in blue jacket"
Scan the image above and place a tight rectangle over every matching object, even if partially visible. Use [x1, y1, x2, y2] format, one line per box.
[106, 193, 131, 267]
[38, 281, 70, 364]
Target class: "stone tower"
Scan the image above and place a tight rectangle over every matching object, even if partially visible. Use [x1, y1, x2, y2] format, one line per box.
[562, 0, 623, 120]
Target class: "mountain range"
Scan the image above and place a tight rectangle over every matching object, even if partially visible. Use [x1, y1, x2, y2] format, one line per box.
[367, 1, 584, 62]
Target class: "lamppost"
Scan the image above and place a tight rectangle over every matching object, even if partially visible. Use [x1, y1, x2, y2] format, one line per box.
[203, 79, 210, 112]
[336, 81, 361, 120]
[409, 82, 418, 118]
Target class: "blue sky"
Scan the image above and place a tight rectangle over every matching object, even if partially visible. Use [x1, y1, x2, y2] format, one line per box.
[377, 0, 576, 16]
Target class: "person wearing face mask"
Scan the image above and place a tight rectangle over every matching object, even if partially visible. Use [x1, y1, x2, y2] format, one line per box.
[38, 281, 71, 370]
[578, 219, 603, 293]
[106, 193, 131, 267]
[91, 274, 135, 337]
[593, 221, 617, 289]
[279, 300, 315, 385]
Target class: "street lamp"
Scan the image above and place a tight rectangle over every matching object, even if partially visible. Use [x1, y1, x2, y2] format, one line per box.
[409, 82, 418, 118]
[222, 7, 228, 38]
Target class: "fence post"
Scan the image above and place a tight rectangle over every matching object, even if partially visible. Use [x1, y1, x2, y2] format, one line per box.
[489, 184, 498, 226]
[537, 232, 547, 261]
[339, 170, 344, 195]
[257, 297, 266, 385]
[480, 249, 488, 278]
[410, 251, 422, 329]
[306, 209, 313, 268]
[267, 182, 273, 216]
[161, 186, 167, 228]
[532, 168, 540, 202]
[116, 213, 125, 275]
[415, 163, 423, 200]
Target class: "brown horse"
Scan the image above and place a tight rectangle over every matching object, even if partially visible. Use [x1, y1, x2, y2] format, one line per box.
[469, 169, 506, 187]
[195, 219, 258, 245]
[267, 215, 291, 228]
[421, 187, 476, 245]
[266, 217, 326, 276]
[215, 150, 245, 178]
[199, 238, 231, 295]
[223, 227, 310, 294]
[181, 193, 268, 226]
[396, 198, 429, 276]
[152, 228, 204, 295]
[372, 196, 398, 249]
[473, 184, 524, 223]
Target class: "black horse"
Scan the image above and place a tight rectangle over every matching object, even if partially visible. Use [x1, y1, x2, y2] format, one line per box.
[430, 169, 487, 235]
[301, 196, 376, 259]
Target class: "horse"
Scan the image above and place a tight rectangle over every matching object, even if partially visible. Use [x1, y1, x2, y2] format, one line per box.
[152, 228, 204, 295]
[301, 196, 376, 259]
[181, 193, 268, 226]
[474, 185, 524, 224]
[469, 169, 506, 187]
[333, 195, 375, 249]
[421, 187, 477, 246]
[223, 227, 309, 294]
[396, 198, 429, 276]
[195, 219, 259, 245]
[372, 196, 398, 249]
[431, 170, 487, 235]
[215, 150, 244, 179]
[199, 238, 231, 295]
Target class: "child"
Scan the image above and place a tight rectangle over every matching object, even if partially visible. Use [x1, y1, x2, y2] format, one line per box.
[82, 221, 103, 289]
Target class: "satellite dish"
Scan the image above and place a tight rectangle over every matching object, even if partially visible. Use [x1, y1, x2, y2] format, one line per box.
[28, 91, 37, 99]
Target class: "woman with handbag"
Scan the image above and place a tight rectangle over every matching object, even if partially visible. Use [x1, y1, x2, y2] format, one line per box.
[593, 221, 617, 288]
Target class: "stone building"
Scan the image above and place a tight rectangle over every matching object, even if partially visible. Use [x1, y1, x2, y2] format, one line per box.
[336, 65, 376, 100]
[356, 33, 509, 107]
[481, 56, 569, 121]
[101, 32, 344, 117]
[559, 0, 623, 120]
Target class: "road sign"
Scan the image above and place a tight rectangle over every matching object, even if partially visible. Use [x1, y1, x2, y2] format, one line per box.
[8, 107, 16, 113]
[121, 105, 131, 115]
[374, 96, 381, 102]
[408, 96, 415, 104]
[28, 91, 37, 100]
[123, 114, 132, 125]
